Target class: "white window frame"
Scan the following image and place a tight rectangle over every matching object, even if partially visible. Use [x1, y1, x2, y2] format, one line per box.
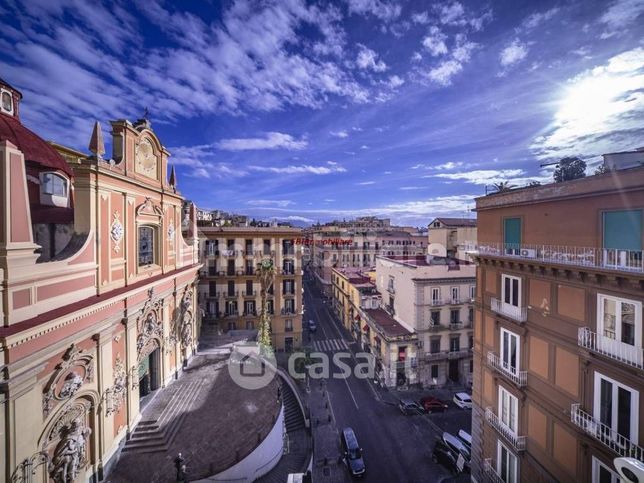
[39, 172, 70, 207]
[497, 440, 518, 483]
[431, 287, 441, 303]
[500, 328, 520, 375]
[593, 371, 639, 445]
[597, 293, 642, 348]
[470, 285, 476, 300]
[592, 456, 620, 483]
[451, 287, 459, 302]
[1, 88, 14, 115]
[498, 385, 519, 435]
[502, 274, 521, 308]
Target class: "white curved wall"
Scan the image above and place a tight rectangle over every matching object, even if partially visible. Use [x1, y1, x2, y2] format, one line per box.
[195, 405, 285, 483]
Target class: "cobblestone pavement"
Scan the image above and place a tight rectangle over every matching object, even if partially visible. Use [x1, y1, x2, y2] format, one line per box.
[106, 354, 279, 483]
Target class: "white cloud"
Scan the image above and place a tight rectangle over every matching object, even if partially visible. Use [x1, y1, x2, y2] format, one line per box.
[500, 39, 528, 66]
[324, 199, 335, 202]
[531, 47, 644, 160]
[427, 169, 545, 186]
[411, 11, 429, 24]
[426, 60, 463, 86]
[437, 2, 465, 25]
[387, 74, 405, 88]
[519, 7, 560, 31]
[400, 186, 423, 190]
[431, 161, 464, 170]
[357, 181, 376, 185]
[356, 44, 388, 72]
[599, 0, 644, 38]
[411, 51, 423, 62]
[422, 26, 448, 57]
[360, 144, 369, 149]
[330, 130, 349, 138]
[216, 132, 308, 151]
[346, 0, 401, 22]
[277, 215, 315, 223]
[248, 161, 347, 175]
[452, 34, 478, 63]
[247, 199, 294, 207]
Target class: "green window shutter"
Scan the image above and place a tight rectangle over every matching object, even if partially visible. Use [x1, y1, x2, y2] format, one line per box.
[603, 210, 643, 251]
[504, 218, 522, 246]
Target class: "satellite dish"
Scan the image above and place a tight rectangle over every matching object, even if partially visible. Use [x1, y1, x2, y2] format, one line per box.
[427, 243, 447, 257]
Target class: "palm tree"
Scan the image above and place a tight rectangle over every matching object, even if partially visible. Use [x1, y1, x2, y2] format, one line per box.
[492, 181, 515, 193]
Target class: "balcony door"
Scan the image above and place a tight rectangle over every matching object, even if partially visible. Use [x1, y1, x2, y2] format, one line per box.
[594, 372, 639, 445]
[499, 385, 518, 435]
[501, 328, 520, 376]
[503, 217, 522, 255]
[502, 275, 521, 309]
[497, 440, 518, 483]
[602, 209, 642, 269]
[597, 294, 642, 366]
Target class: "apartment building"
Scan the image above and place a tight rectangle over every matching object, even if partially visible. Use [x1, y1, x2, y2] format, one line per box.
[331, 268, 417, 387]
[198, 226, 303, 351]
[470, 154, 644, 483]
[375, 254, 476, 388]
[312, 229, 427, 297]
[428, 217, 477, 259]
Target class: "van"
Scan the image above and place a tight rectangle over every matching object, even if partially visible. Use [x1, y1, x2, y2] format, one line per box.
[341, 427, 366, 477]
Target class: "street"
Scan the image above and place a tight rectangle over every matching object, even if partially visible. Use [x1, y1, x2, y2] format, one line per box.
[302, 275, 471, 483]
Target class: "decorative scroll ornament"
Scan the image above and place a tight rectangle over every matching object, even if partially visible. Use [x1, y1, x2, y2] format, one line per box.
[102, 356, 127, 416]
[43, 345, 94, 417]
[110, 211, 124, 253]
[136, 288, 164, 360]
[48, 417, 91, 483]
[10, 452, 50, 483]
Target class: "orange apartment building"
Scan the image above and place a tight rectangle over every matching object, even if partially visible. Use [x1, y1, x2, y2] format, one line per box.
[471, 155, 644, 483]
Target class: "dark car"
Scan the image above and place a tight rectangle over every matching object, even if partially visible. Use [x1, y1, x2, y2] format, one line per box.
[432, 440, 461, 475]
[341, 427, 366, 478]
[308, 319, 317, 332]
[398, 399, 424, 415]
[442, 432, 471, 471]
[419, 396, 449, 413]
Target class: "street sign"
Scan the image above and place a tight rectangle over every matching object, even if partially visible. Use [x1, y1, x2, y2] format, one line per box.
[456, 453, 465, 473]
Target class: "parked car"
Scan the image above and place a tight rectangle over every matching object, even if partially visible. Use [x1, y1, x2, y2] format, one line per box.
[442, 432, 471, 471]
[419, 396, 449, 413]
[457, 429, 472, 450]
[308, 319, 317, 332]
[398, 399, 424, 415]
[341, 427, 366, 478]
[453, 392, 472, 409]
[431, 440, 462, 475]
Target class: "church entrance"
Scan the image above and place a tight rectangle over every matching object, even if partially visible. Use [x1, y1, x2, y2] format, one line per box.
[138, 347, 160, 403]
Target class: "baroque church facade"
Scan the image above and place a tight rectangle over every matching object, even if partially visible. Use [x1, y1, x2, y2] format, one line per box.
[0, 77, 201, 482]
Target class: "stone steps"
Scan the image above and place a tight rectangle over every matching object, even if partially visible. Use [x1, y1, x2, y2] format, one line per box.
[122, 379, 204, 455]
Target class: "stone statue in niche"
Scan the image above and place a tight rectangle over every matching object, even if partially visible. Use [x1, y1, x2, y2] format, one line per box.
[49, 418, 91, 483]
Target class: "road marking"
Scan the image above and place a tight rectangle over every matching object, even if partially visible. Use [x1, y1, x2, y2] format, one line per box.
[343, 376, 360, 410]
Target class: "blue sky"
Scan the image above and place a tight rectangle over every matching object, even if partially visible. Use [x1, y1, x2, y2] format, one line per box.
[1, 0, 643, 226]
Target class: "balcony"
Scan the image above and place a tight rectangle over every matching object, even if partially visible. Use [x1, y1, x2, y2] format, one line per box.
[221, 249, 236, 257]
[447, 349, 470, 359]
[392, 359, 418, 369]
[225, 310, 239, 317]
[428, 323, 445, 332]
[471, 242, 644, 275]
[487, 352, 527, 387]
[578, 327, 643, 370]
[490, 298, 527, 323]
[449, 321, 464, 330]
[570, 404, 643, 460]
[485, 407, 526, 452]
[226, 291, 239, 298]
[448, 298, 462, 305]
[243, 310, 257, 317]
[242, 291, 255, 297]
[285, 326, 294, 332]
[281, 308, 296, 315]
[483, 459, 505, 483]
[421, 351, 448, 361]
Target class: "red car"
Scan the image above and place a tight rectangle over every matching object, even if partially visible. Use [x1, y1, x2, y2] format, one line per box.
[419, 396, 449, 413]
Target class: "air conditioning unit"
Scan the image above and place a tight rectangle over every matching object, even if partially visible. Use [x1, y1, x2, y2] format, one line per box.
[520, 248, 537, 258]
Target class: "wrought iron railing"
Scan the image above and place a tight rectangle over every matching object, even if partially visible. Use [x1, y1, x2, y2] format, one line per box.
[469, 243, 644, 274]
[483, 459, 505, 483]
[578, 327, 643, 369]
[485, 407, 526, 452]
[491, 298, 527, 323]
[571, 404, 643, 460]
[487, 352, 527, 387]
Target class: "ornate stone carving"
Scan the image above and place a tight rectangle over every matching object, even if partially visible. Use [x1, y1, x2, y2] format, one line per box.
[48, 417, 91, 483]
[177, 286, 194, 350]
[110, 211, 124, 253]
[167, 222, 175, 246]
[102, 356, 127, 416]
[135, 197, 163, 218]
[10, 452, 50, 483]
[43, 345, 94, 417]
[136, 288, 164, 361]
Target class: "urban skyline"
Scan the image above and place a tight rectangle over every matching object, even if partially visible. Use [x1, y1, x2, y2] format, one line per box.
[1, 0, 643, 225]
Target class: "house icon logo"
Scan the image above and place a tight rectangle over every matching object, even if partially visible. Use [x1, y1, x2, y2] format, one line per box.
[228, 342, 276, 390]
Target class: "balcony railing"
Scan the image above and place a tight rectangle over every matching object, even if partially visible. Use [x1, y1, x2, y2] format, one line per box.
[487, 352, 527, 387]
[391, 359, 418, 369]
[485, 407, 526, 452]
[470, 242, 644, 274]
[570, 404, 643, 460]
[221, 249, 236, 257]
[483, 459, 505, 483]
[226, 291, 239, 298]
[225, 310, 239, 317]
[447, 349, 470, 359]
[281, 308, 296, 315]
[421, 351, 448, 361]
[449, 322, 464, 330]
[243, 310, 257, 316]
[242, 290, 254, 297]
[491, 298, 527, 323]
[578, 327, 643, 370]
[428, 323, 444, 331]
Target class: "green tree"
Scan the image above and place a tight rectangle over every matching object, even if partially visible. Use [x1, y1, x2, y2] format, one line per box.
[553, 157, 586, 182]
[594, 164, 612, 175]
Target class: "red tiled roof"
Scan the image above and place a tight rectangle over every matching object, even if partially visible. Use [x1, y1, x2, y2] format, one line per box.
[0, 112, 73, 177]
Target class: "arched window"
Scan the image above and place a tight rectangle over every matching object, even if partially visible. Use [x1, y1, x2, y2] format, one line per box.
[138, 225, 157, 267]
[1, 90, 13, 115]
[42, 172, 68, 197]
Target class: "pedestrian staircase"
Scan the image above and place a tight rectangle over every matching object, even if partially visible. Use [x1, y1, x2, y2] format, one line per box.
[255, 380, 311, 483]
[121, 379, 204, 454]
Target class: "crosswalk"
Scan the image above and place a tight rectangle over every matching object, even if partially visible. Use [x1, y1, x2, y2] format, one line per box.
[311, 338, 350, 352]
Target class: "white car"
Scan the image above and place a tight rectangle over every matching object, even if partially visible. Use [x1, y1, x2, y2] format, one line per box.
[453, 392, 472, 409]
